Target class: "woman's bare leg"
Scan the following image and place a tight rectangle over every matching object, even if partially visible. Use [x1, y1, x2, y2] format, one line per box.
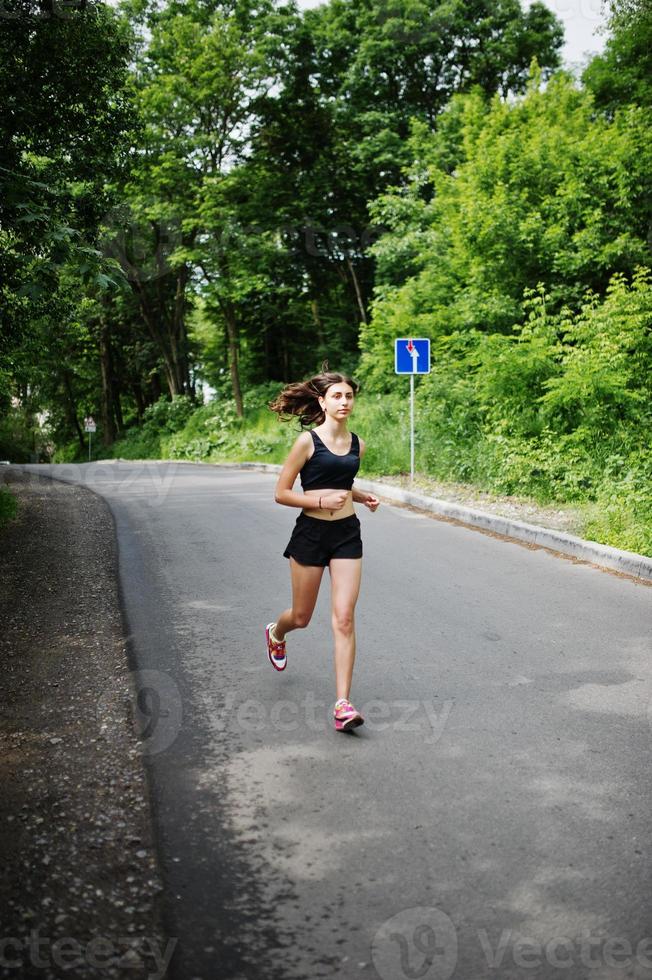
[274, 557, 325, 640]
[328, 558, 362, 701]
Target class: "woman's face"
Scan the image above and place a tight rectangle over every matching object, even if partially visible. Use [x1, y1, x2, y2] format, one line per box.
[320, 383, 355, 419]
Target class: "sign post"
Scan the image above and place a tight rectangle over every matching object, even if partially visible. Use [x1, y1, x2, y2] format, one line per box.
[394, 338, 431, 482]
[84, 416, 96, 461]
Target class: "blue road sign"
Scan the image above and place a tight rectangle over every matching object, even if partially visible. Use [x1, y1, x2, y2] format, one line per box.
[394, 337, 431, 374]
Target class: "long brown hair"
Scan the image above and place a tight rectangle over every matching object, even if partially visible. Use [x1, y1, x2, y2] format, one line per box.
[268, 361, 360, 429]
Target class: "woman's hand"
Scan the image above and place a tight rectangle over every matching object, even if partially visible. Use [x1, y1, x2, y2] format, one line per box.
[361, 493, 380, 512]
[321, 491, 349, 511]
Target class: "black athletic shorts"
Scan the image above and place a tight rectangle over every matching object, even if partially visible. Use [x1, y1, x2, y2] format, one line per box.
[283, 512, 362, 566]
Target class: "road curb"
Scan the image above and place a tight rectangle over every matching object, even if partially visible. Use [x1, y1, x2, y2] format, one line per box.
[183, 460, 652, 582]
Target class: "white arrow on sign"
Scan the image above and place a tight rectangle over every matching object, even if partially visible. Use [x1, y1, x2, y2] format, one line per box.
[406, 338, 419, 372]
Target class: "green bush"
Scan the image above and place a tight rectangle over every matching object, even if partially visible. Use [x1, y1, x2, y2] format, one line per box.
[141, 395, 196, 433]
[0, 410, 39, 463]
[110, 395, 196, 459]
[0, 486, 18, 528]
[581, 449, 652, 554]
[243, 381, 284, 413]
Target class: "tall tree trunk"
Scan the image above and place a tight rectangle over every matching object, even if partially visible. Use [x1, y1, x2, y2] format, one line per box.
[131, 276, 181, 398]
[310, 298, 326, 349]
[149, 372, 163, 404]
[346, 257, 368, 324]
[113, 387, 124, 434]
[61, 371, 84, 452]
[223, 302, 244, 417]
[212, 254, 243, 415]
[282, 329, 290, 381]
[132, 380, 145, 423]
[99, 316, 117, 446]
[172, 265, 192, 398]
[113, 367, 124, 431]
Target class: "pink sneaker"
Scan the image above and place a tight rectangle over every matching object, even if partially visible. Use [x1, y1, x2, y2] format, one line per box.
[333, 698, 364, 732]
[266, 622, 287, 671]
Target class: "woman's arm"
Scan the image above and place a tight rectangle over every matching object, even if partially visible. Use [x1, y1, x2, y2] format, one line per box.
[274, 432, 321, 509]
[352, 437, 379, 511]
[354, 436, 368, 500]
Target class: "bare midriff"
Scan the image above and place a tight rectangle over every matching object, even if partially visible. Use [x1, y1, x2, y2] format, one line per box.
[302, 488, 355, 521]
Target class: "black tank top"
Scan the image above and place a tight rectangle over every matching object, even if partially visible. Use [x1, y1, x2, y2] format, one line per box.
[300, 430, 360, 491]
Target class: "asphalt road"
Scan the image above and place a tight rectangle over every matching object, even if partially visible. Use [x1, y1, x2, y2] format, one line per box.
[22, 461, 652, 980]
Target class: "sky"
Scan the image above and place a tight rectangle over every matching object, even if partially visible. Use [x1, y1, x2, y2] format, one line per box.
[530, 0, 608, 67]
[296, 0, 610, 70]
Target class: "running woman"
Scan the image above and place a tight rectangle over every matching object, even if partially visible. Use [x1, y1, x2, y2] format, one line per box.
[266, 366, 379, 733]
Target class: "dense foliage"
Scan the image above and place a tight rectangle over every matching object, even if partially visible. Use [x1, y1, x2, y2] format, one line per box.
[1, 0, 650, 552]
[0, 0, 133, 456]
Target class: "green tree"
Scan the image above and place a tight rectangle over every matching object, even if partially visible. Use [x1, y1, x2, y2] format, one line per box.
[108, 0, 298, 411]
[242, 0, 564, 383]
[583, 0, 652, 113]
[0, 0, 133, 404]
[359, 68, 652, 389]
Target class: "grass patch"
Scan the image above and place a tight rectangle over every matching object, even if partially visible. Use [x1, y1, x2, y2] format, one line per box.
[0, 486, 18, 529]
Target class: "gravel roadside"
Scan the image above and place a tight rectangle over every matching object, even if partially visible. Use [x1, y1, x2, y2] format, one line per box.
[361, 472, 597, 536]
[0, 470, 175, 980]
